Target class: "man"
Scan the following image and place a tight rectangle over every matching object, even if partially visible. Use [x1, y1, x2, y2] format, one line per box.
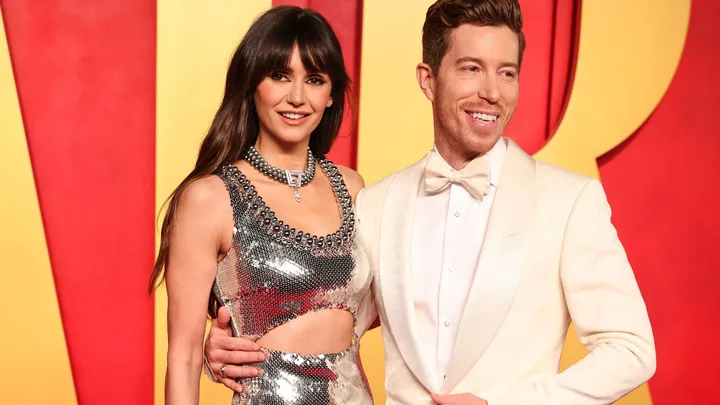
[204, 0, 656, 403]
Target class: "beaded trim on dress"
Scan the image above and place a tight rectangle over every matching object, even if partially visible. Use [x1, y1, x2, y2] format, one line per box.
[217, 160, 355, 253]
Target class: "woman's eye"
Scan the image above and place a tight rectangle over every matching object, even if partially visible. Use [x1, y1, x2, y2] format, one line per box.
[308, 76, 326, 85]
[270, 72, 288, 81]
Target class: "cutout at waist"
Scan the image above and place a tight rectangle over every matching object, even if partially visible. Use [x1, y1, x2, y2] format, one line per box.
[253, 308, 356, 355]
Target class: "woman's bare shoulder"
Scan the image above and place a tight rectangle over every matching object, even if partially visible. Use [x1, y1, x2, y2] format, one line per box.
[174, 174, 232, 229]
[335, 165, 365, 201]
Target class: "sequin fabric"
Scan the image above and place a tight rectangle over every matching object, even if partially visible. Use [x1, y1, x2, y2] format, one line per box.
[213, 161, 373, 405]
[232, 343, 372, 405]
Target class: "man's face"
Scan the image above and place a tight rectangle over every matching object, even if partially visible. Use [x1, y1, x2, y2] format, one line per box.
[422, 24, 520, 159]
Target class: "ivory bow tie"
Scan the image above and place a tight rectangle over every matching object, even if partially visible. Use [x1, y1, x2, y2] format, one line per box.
[424, 150, 491, 201]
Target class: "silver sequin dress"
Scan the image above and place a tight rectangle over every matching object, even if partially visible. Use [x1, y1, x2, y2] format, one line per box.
[213, 161, 374, 405]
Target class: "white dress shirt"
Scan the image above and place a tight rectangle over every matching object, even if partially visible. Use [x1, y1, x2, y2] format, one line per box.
[411, 139, 506, 381]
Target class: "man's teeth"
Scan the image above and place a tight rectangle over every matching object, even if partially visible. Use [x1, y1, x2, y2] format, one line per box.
[470, 112, 498, 122]
[281, 112, 306, 119]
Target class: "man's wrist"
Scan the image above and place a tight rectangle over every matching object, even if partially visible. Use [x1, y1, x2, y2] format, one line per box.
[203, 353, 219, 382]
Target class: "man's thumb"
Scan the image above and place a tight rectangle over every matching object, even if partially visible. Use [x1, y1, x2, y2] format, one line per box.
[430, 393, 447, 404]
[214, 306, 232, 332]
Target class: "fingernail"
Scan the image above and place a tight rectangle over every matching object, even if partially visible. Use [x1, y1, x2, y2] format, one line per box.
[257, 369, 264, 376]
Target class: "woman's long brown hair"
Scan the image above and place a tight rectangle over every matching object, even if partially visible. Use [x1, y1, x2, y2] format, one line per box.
[148, 6, 351, 317]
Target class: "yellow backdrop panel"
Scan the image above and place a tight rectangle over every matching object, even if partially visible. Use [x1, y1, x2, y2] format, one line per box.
[155, 1, 271, 404]
[0, 10, 78, 405]
[536, 0, 691, 177]
[358, 0, 438, 186]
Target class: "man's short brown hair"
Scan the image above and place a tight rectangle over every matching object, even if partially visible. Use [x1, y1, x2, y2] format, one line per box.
[422, 0, 526, 73]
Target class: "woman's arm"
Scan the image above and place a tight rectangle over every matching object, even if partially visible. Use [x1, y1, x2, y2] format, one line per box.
[165, 176, 232, 405]
[337, 165, 380, 334]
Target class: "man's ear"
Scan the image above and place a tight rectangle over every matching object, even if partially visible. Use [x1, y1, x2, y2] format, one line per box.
[416, 62, 436, 102]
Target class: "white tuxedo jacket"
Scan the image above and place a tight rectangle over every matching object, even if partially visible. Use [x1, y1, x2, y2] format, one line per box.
[354, 138, 656, 404]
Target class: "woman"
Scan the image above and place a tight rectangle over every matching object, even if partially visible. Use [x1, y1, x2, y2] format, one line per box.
[149, 6, 376, 405]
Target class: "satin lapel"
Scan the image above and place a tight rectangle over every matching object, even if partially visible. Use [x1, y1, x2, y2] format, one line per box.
[379, 153, 439, 392]
[442, 139, 536, 391]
